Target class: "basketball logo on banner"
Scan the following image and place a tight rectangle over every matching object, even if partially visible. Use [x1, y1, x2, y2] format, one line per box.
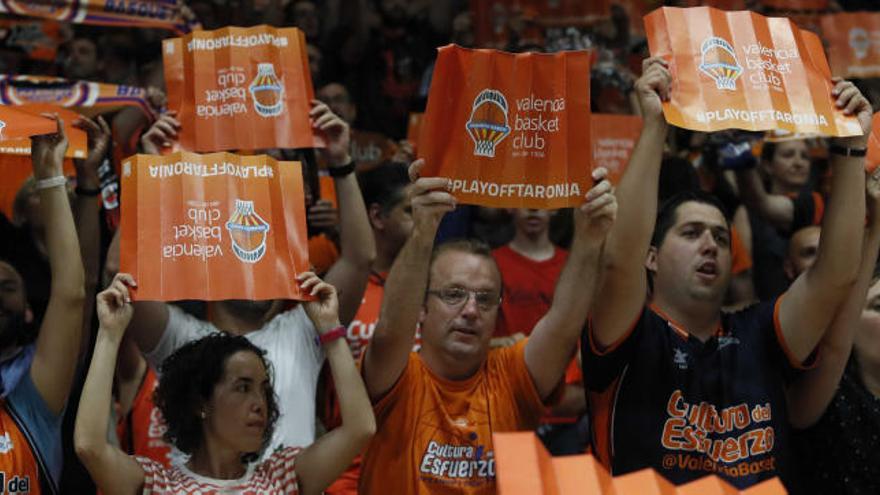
[699, 37, 743, 91]
[850, 28, 871, 60]
[249, 63, 284, 117]
[466, 89, 511, 158]
[226, 199, 270, 263]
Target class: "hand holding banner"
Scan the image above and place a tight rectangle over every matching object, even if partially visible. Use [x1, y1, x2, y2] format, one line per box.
[163, 25, 323, 152]
[418, 44, 591, 209]
[0, 105, 87, 158]
[645, 6, 863, 137]
[119, 152, 310, 301]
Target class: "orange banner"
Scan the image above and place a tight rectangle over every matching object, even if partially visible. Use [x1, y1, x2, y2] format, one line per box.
[0, 156, 75, 219]
[494, 432, 786, 495]
[350, 130, 397, 170]
[163, 25, 323, 153]
[0, 105, 88, 159]
[419, 45, 591, 209]
[0, 106, 56, 141]
[0, 0, 197, 34]
[820, 13, 880, 79]
[591, 113, 642, 185]
[645, 6, 862, 137]
[0, 74, 153, 118]
[119, 152, 310, 301]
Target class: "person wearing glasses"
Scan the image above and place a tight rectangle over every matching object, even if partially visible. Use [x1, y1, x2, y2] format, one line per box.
[357, 159, 617, 494]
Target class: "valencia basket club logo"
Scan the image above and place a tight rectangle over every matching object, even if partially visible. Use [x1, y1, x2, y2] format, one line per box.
[249, 63, 284, 117]
[466, 89, 511, 157]
[850, 28, 871, 60]
[226, 199, 270, 263]
[699, 37, 743, 91]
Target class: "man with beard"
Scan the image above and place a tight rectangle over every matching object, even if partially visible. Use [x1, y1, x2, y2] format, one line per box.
[125, 102, 375, 457]
[0, 116, 85, 493]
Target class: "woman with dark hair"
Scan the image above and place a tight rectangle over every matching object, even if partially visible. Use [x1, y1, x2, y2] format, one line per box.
[74, 272, 376, 494]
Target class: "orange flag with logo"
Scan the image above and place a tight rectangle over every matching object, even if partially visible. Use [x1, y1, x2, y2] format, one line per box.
[645, 6, 862, 137]
[591, 114, 642, 186]
[0, 106, 56, 141]
[163, 25, 323, 153]
[119, 152, 310, 301]
[0, 105, 87, 158]
[419, 44, 591, 209]
[820, 13, 880, 79]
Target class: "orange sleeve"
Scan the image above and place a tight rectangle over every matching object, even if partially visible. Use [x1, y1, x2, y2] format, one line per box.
[812, 192, 825, 226]
[308, 233, 340, 275]
[500, 340, 565, 416]
[730, 226, 753, 275]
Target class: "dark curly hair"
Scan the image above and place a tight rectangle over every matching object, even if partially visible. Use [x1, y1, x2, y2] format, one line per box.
[153, 333, 280, 461]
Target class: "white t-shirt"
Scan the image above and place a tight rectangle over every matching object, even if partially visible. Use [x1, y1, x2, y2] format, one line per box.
[146, 305, 324, 458]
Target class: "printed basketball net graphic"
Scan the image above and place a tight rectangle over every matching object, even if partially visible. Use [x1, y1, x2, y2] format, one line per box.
[699, 37, 743, 91]
[466, 89, 511, 158]
[850, 28, 871, 59]
[249, 63, 284, 117]
[226, 199, 271, 263]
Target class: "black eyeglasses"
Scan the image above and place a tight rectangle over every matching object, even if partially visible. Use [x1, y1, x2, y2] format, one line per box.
[426, 286, 501, 311]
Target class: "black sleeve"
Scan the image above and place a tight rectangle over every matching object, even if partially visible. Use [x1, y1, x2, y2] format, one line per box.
[790, 190, 820, 234]
[581, 307, 648, 392]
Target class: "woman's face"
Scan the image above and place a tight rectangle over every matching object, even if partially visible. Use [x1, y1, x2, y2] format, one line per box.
[767, 140, 810, 191]
[202, 351, 270, 455]
[857, 279, 880, 370]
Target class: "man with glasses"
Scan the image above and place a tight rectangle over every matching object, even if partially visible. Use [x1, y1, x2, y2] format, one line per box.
[357, 159, 617, 494]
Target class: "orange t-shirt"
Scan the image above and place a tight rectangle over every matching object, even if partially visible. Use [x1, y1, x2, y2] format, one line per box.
[0, 402, 40, 493]
[730, 226, 753, 276]
[358, 340, 555, 495]
[116, 367, 173, 468]
[345, 272, 385, 360]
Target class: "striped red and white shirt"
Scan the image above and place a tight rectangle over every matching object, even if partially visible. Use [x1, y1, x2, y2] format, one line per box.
[136, 446, 301, 494]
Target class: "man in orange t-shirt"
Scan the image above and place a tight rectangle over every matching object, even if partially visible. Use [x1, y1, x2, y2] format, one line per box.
[358, 160, 617, 494]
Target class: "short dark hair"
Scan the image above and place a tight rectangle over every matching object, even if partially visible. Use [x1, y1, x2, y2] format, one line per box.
[427, 238, 501, 291]
[153, 334, 279, 460]
[358, 162, 410, 214]
[651, 190, 729, 248]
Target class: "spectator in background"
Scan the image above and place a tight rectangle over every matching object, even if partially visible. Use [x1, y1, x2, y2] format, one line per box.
[0, 116, 85, 493]
[75, 272, 376, 494]
[323, 162, 414, 494]
[735, 139, 825, 300]
[788, 170, 880, 494]
[60, 32, 102, 80]
[784, 225, 821, 283]
[289, 0, 321, 41]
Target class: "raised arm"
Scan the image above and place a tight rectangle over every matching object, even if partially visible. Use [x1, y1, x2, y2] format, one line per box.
[293, 272, 375, 495]
[312, 100, 376, 326]
[525, 168, 617, 398]
[74, 273, 145, 494]
[29, 115, 86, 415]
[591, 57, 670, 348]
[735, 166, 795, 232]
[72, 116, 111, 358]
[778, 79, 871, 362]
[362, 159, 454, 399]
[787, 169, 880, 428]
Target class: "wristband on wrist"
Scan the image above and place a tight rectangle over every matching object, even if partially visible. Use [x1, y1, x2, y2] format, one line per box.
[75, 185, 101, 196]
[316, 325, 346, 346]
[327, 160, 356, 178]
[34, 176, 67, 191]
[829, 145, 867, 157]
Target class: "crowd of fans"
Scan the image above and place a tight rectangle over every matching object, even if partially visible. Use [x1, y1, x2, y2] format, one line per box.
[0, 0, 879, 493]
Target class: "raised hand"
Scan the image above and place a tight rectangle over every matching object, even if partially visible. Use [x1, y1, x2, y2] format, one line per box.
[96, 273, 136, 340]
[73, 115, 111, 189]
[573, 167, 617, 243]
[634, 57, 671, 123]
[140, 112, 181, 154]
[311, 100, 351, 167]
[298, 271, 341, 333]
[407, 159, 456, 236]
[307, 199, 340, 231]
[31, 114, 68, 179]
[831, 78, 873, 147]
